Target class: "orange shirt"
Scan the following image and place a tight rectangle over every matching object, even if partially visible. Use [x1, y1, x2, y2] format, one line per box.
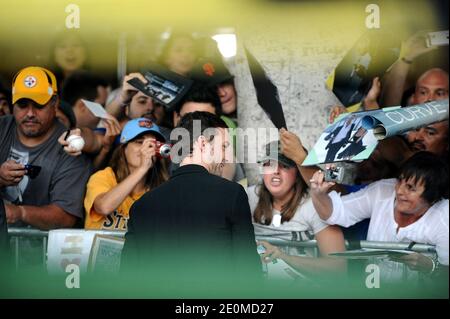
[84, 167, 145, 230]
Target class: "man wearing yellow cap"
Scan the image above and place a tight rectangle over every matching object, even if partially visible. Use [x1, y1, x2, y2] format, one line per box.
[0, 66, 92, 230]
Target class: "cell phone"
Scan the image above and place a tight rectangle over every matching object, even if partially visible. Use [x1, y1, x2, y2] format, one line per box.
[426, 31, 449, 47]
[24, 164, 41, 179]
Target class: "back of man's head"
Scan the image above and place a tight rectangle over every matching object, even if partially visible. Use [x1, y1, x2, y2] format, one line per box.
[61, 70, 108, 107]
[175, 82, 222, 116]
[172, 111, 227, 163]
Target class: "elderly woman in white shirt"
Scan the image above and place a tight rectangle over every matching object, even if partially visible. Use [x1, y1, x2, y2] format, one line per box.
[310, 151, 449, 279]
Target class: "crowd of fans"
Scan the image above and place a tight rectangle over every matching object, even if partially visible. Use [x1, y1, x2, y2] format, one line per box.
[0, 30, 448, 287]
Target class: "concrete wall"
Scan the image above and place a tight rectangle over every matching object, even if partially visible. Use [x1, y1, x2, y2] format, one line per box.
[226, 27, 359, 185]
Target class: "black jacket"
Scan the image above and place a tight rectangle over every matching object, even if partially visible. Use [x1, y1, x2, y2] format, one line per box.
[122, 164, 261, 285]
[0, 198, 9, 262]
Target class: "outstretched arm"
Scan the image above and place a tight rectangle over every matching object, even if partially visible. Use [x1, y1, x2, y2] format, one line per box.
[309, 170, 335, 221]
[380, 31, 437, 107]
[259, 233, 346, 277]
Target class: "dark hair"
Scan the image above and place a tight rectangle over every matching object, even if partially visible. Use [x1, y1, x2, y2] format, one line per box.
[109, 143, 169, 190]
[49, 31, 89, 85]
[0, 87, 12, 114]
[157, 32, 198, 67]
[400, 86, 415, 107]
[399, 151, 449, 203]
[61, 70, 108, 106]
[175, 81, 222, 116]
[173, 111, 227, 158]
[254, 168, 309, 225]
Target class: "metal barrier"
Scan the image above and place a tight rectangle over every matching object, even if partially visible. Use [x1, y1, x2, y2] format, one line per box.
[6, 228, 437, 270]
[255, 236, 437, 254]
[7, 228, 125, 270]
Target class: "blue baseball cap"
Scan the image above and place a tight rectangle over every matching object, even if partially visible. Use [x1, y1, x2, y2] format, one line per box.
[120, 118, 166, 144]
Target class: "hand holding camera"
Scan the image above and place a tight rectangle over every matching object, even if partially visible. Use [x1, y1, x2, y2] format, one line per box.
[324, 166, 344, 183]
[0, 160, 27, 187]
[400, 31, 438, 63]
[309, 169, 336, 197]
[155, 141, 172, 159]
[138, 138, 157, 170]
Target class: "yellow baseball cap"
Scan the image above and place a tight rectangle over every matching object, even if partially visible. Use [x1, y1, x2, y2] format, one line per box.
[12, 66, 58, 105]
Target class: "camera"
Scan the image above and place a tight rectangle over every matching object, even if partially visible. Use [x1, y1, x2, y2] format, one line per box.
[24, 164, 41, 179]
[426, 30, 449, 48]
[155, 141, 172, 159]
[323, 162, 359, 185]
[324, 166, 344, 183]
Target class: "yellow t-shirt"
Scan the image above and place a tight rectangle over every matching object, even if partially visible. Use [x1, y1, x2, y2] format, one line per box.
[84, 167, 145, 230]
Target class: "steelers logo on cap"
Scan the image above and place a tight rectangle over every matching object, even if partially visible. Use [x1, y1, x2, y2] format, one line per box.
[24, 76, 37, 88]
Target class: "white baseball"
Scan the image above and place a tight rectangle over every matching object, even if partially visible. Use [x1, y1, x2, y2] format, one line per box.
[67, 135, 85, 152]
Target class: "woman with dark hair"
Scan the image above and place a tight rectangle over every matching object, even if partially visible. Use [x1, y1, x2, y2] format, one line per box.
[310, 151, 449, 281]
[157, 32, 199, 76]
[84, 118, 169, 230]
[248, 140, 346, 276]
[49, 31, 89, 87]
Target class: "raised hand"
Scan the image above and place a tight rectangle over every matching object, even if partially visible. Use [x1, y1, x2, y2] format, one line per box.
[400, 31, 438, 62]
[99, 116, 121, 152]
[279, 128, 306, 165]
[138, 138, 157, 171]
[309, 169, 335, 196]
[329, 105, 348, 124]
[119, 73, 148, 105]
[364, 77, 381, 110]
[58, 128, 83, 156]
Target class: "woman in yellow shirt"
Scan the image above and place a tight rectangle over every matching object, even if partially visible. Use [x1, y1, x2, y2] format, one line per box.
[84, 118, 169, 230]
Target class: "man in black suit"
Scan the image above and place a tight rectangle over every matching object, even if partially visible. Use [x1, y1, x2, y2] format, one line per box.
[121, 112, 261, 291]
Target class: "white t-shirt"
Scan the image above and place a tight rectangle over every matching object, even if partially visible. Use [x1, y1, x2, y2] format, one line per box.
[247, 185, 329, 256]
[327, 178, 449, 283]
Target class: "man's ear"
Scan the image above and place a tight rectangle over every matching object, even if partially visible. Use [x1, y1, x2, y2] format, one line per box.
[73, 99, 85, 112]
[124, 105, 130, 118]
[194, 135, 208, 152]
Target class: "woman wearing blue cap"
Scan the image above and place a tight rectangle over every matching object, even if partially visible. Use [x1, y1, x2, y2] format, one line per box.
[84, 118, 169, 230]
